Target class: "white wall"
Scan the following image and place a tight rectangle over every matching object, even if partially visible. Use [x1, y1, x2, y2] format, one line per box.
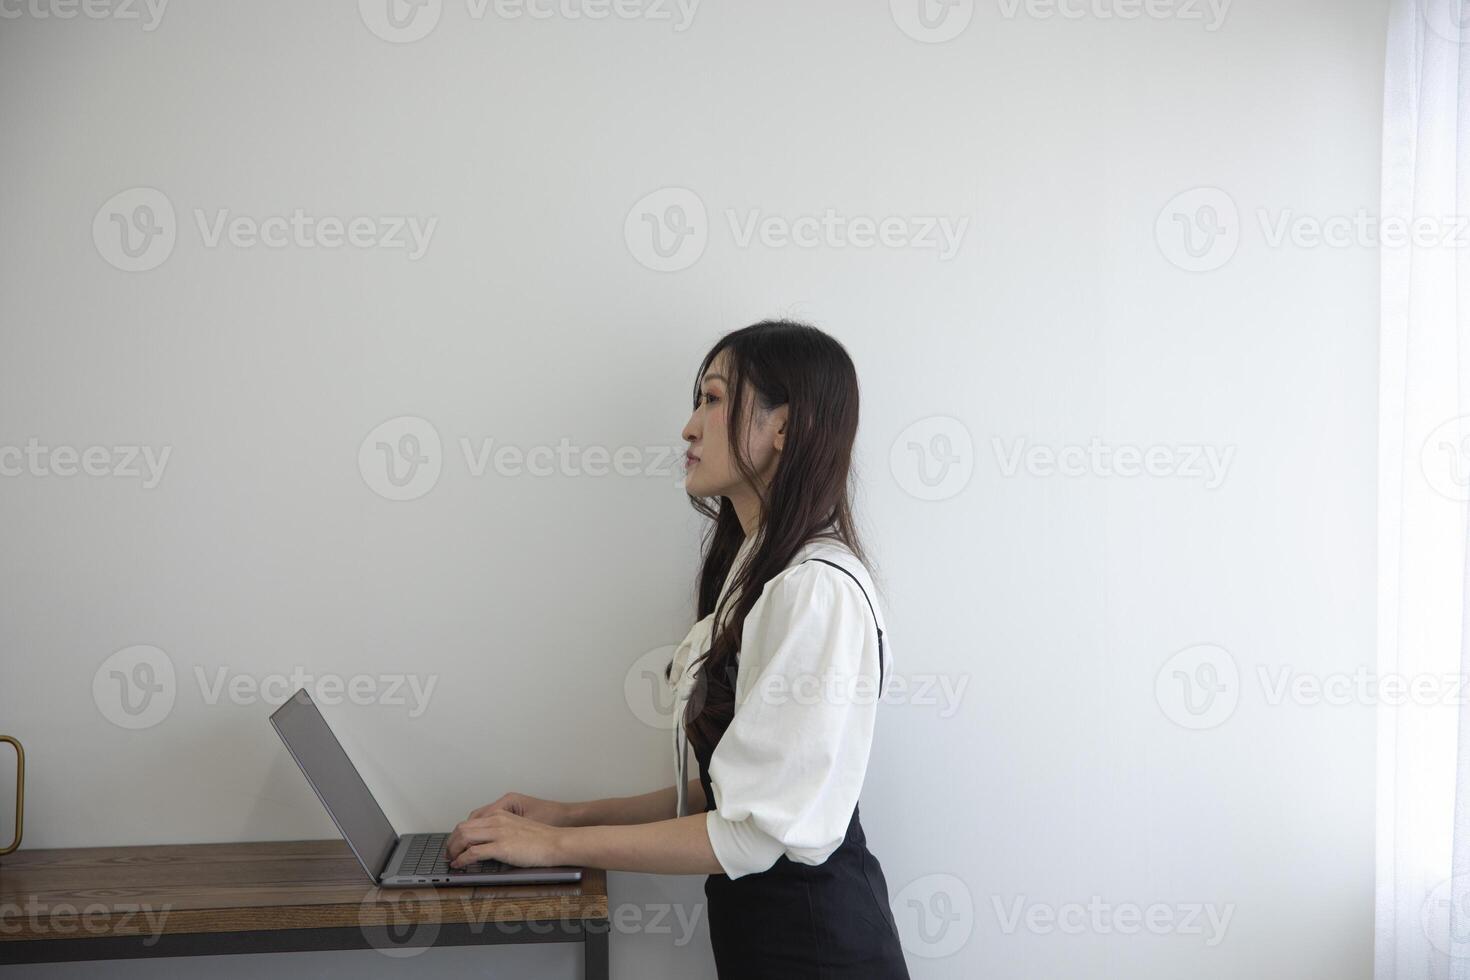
[0, 0, 1385, 976]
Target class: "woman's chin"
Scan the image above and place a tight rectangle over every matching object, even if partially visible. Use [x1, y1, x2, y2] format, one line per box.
[683, 474, 715, 497]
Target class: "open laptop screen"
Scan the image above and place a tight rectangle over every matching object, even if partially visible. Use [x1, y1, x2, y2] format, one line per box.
[270, 688, 398, 880]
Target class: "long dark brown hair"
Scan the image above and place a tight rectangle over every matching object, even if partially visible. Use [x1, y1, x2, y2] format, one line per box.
[674, 319, 873, 758]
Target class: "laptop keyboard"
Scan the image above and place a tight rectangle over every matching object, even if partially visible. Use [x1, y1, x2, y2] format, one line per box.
[404, 833, 511, 876]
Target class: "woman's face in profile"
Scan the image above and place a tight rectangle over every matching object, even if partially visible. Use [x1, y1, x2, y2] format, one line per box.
[682, 351, 785, 503]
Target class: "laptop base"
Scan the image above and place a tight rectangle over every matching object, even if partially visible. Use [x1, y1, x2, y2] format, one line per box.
[379, 831, 583, 887]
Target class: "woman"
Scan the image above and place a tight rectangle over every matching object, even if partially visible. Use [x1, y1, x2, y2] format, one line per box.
[447, 320, 911, 978]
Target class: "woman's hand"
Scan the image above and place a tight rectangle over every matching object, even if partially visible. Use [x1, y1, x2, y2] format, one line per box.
[465, 791, 574, 827]
[446, 810, 567, 869]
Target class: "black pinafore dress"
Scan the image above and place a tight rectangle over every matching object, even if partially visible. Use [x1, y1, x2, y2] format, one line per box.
[693, 558, 912, 979]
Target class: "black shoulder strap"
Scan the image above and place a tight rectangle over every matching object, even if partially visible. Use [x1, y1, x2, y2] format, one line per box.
[801, 557, 885, 687]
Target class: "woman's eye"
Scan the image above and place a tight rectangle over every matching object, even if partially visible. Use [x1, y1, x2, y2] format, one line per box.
[701, 393, 720, 406]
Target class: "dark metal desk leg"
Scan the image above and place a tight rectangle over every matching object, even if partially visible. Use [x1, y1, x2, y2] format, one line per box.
[584, 918, 609, 980]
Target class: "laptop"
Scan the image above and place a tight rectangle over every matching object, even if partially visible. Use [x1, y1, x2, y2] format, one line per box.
[269, 688, 583, 886]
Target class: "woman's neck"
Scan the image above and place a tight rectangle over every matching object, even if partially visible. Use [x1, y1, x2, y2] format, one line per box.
[729, 489, 762, 537]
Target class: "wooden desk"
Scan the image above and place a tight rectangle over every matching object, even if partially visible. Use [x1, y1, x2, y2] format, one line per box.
[0, 839, 609, 976]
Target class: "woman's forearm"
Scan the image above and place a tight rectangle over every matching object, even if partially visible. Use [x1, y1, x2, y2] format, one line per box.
[566, 780, 705, 826]
[557, 813, 724, 875]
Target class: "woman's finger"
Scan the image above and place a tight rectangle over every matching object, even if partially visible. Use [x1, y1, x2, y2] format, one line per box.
[447, 829, 481, 859]
[448, 812, 513, 857]
[452, 841, 502, 867]
[469, 794, 511, 820]
[446, 817, 490, 857]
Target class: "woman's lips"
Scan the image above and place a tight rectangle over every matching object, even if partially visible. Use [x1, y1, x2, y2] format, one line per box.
[685, 453, 699, 467]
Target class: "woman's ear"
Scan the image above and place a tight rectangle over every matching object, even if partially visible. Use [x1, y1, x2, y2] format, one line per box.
[771, 405, 789, 453]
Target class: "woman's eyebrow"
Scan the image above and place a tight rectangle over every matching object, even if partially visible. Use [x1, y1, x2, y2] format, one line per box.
[702, 373, 728, 385]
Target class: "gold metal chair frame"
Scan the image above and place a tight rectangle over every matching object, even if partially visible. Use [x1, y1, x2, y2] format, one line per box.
[0, 736, 23, 857]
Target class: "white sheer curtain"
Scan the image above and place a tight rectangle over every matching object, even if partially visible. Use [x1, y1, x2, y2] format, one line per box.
[1377, 2, 1470, 977]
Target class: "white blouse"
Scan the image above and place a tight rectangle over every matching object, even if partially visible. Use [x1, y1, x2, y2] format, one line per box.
[668, 533, 891, 880]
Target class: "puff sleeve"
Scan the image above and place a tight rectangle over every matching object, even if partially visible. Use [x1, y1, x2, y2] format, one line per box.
[703, 561, 884, 880]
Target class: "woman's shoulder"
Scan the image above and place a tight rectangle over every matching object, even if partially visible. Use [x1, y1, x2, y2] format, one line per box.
[758, 536, 883, 624]
[792, 534, 874, 584]
[738, 538, 889, 677]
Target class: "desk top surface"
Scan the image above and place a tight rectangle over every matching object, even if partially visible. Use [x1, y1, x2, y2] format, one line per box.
[0, 839, 608, 943]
